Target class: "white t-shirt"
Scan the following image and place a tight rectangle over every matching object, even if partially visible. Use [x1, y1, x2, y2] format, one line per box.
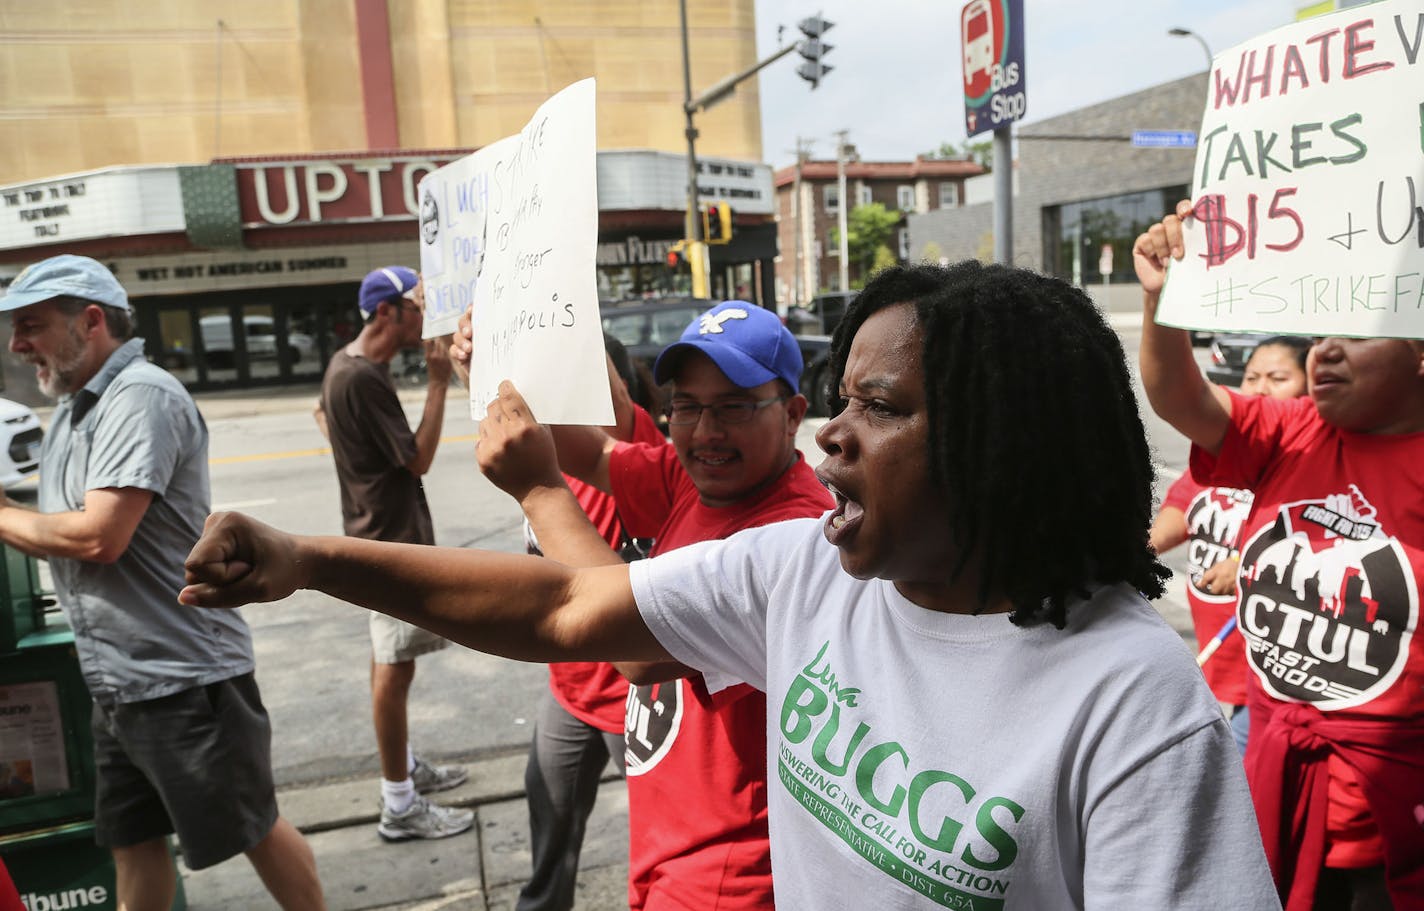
[630, 517, 1280, 911]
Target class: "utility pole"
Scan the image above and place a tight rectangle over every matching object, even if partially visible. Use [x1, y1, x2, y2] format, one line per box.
[792, 137, 812, 308]
[835, 130, 850, 293]
[678, 0, 709, 298]
[677, 5, 821, 300]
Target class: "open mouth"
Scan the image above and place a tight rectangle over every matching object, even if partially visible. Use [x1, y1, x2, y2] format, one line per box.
[819, 479, 865, 545]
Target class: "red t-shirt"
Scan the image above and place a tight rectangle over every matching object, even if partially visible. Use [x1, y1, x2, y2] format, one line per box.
[610, 442, 833, 911]
[1162, 472, 1253, 704]
[1192, 392, 1424, 867]
[548, 406, 667, 733]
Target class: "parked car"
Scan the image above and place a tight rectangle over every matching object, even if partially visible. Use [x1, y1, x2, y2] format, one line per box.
[1205, 332, 1270, 388]
[600, 298, 835, 418]
[786, 291, 858, 338]
[199, 314, 315, 368]
[0, 397, 43, 487]
[600, 297, 706, 373]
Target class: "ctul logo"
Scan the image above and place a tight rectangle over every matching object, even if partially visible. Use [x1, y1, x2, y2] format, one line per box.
[1237, 488, 1416, 710]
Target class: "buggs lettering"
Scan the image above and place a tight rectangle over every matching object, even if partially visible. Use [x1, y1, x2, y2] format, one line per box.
[782, 642, 1024, 874]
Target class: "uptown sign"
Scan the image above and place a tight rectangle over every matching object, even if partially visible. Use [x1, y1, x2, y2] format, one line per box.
[234, 155, 463, 228]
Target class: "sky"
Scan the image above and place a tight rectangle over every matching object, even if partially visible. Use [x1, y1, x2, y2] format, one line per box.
[751, 0, 1298, 168]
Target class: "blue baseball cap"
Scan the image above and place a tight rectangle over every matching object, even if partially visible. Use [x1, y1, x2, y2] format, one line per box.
[1, 254, 130, 313]
[359, 266, 420, 320]
[653, 301, 803, 391]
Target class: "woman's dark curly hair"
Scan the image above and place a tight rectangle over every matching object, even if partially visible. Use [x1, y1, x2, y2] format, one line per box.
[826, 261, 1169, 627]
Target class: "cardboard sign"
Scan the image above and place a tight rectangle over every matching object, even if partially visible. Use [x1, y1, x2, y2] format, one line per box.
[417, 79, 612, 425]
[1157, 1, 1424, 339]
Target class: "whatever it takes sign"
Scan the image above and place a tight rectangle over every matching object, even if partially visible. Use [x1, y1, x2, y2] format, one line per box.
[1157, 0, 1424, 339]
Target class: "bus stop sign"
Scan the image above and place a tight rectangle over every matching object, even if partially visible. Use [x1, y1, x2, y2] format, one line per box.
[961, 0, 1026, 137]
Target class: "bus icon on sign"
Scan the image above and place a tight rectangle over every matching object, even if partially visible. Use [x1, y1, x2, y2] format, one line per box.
[962, 0, 994, 84]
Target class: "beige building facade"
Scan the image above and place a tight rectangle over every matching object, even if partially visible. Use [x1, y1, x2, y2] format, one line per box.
[0, 0, 763, 184]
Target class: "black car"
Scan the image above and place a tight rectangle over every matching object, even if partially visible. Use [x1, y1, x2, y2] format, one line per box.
[600, 298, 834, 417]
[786, 290, 858, 338]
[1205, 332, 1270, 388]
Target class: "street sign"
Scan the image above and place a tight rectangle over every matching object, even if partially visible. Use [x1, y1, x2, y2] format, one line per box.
[1131, 129, 1197, 148]
[961, 0, 1026, 137]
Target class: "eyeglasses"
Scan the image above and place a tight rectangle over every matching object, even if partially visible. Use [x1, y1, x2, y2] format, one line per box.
[665, 395, 788, 426]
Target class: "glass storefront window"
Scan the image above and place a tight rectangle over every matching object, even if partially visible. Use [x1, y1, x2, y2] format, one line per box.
[1043, 185, 1189, 286]
[597, 264, 689, 301]
[196, 306, 240, 385]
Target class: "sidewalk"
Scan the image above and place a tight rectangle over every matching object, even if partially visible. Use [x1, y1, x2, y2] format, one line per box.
[179, 752, 632, 911]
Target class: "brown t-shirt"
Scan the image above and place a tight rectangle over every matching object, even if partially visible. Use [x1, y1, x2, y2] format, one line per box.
[320, 349, 434, 545]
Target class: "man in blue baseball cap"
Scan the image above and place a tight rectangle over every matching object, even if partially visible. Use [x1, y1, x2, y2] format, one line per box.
[0, 255, 325, 909]
[461, 300, 830, 910]
[314, 266, 472, 843]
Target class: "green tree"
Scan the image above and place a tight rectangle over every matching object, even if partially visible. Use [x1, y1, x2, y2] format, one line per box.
[832, 203, 902, 287]
[924, 139, 992, 170]
[870, 244, 898, 277]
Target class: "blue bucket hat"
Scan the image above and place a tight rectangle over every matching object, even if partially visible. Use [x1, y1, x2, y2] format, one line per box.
[1, 254, 130, 313]
[653, 301, 803, 391]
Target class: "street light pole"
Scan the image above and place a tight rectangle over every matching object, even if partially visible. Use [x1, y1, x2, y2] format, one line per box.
[1168, 27, 1214, 72]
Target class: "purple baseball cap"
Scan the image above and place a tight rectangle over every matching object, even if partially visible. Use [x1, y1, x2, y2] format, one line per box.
[358, 266, 419, 320]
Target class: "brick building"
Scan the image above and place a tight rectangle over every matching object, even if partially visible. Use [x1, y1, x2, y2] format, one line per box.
[772, 154, 983, 308]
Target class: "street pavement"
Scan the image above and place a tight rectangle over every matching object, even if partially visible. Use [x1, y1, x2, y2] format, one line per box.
[60, 306, 1205, 909]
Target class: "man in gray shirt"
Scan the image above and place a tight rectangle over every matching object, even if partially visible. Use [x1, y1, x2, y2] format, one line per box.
[0, 255, 324, 911]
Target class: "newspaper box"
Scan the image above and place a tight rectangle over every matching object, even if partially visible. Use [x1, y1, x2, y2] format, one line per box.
[0, 544, 183, 909]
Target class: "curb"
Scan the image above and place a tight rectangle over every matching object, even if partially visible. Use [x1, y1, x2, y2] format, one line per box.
[276, 751, 619, 837]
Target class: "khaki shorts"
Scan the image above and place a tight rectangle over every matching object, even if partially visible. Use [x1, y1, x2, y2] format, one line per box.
[370, 612, 448, 664]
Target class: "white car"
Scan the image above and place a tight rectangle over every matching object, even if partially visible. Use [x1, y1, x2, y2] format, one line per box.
[199, 315, 316, 368]
[0, 397, 43, 487]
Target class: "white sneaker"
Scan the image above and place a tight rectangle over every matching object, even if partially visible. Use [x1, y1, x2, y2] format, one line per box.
[410, 756, 468, 794]
[377, 795, 474, 842]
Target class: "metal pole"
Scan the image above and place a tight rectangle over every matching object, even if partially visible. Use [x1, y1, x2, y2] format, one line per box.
[1168, 27, 1214, 72]
[992, 127, 1012, 264]
[679, 0, 709, 298]
[836, 129, 849, 292]
[792, 139, 805, 308]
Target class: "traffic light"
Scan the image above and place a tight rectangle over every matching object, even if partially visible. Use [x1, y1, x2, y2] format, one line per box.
[666, 240, 689, 270]
[702, 202, 733, 244]
[796, 16, 834, 89]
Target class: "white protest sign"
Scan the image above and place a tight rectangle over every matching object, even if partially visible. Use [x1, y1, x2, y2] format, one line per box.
[1157, 1, 1424, 339]
[417, 78, 612, 425]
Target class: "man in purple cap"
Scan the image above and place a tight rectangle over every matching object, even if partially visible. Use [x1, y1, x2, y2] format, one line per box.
[0, 255, 325, 909]
[315, 266, 472, 841]
[468, 300, 832, 910]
